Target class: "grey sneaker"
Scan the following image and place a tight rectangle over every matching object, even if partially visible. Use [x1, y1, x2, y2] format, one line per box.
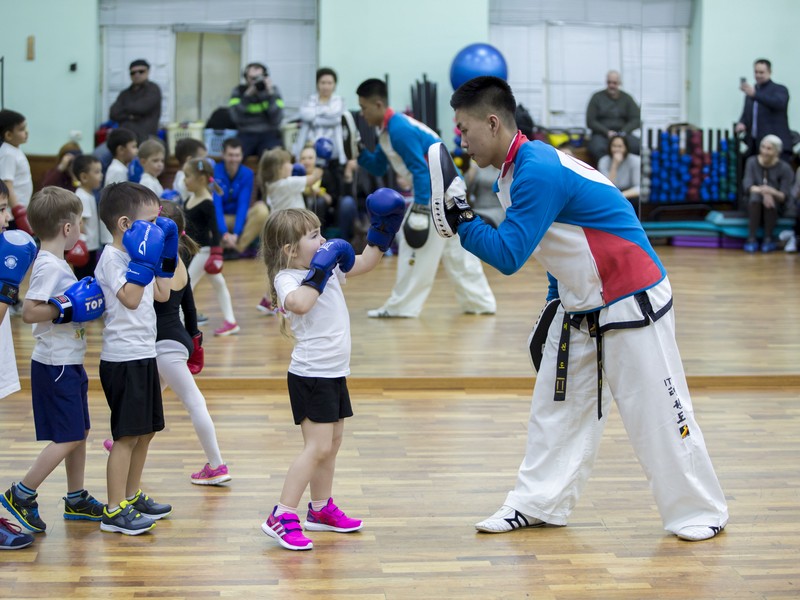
[100, 501, 155, 535]
[130, 490, 172, 520]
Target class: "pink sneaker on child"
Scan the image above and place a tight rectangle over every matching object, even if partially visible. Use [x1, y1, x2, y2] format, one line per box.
[261, 507, 313, 551]
[190, 463, 231, 486]
[256, 296, 276, 315]
[213, 320, 240, 336]
[304, 498, 363, 532]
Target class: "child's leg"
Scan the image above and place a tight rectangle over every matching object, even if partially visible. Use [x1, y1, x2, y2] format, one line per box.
[126, 432, 156, 498]
[279, 420, 336, 508]
[308, 420, 344, 502]
[106, 436, 138, 508]
[208, 273, 236, 323]
[21, 439, 84, 490]
[63, 431, 89, 492]
[187, 249, 208, 291]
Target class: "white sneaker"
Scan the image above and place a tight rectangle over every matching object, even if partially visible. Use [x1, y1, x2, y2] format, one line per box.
[781, 231, 797, 252]
[475, 505, 545, 533]
[676, 525, 724, 541]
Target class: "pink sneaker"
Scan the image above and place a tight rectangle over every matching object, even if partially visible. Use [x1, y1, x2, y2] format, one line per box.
[261, 507, 313, 551]
[304, 498, 363, 533]
[213, 320, 240, 336]
[256, 296, 276, 315]
[190, 463, 231, 485]
[102, 439, 114, 454]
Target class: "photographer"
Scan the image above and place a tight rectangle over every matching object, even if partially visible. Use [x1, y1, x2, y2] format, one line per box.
[228, 63, 285, 158]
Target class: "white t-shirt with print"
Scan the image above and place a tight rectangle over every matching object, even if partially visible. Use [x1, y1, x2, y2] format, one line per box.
[0, 312, 20, 399]
[76, 187, 100, 251]
[94, 245, 156, 362]
[0, 143, 33, 207]
[25, 251, 87, 366]
[267, 176, 307, 212]
[274, 267, 350, 378]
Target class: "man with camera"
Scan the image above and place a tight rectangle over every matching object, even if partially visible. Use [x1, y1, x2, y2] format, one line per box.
[228, 63, 285, 158]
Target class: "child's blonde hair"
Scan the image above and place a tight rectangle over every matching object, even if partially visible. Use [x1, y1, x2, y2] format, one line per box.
[258, 147, 292, 190]
[184, 158, 223, 195]
[138, 139, 165, 161]
[260, 208, 321, 338]
[27, 186, 84, 240]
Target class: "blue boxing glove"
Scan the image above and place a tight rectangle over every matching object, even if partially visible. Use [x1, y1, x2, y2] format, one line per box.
[0, 230, 37, 305]
[49, 277, 105, 324]
[314, 137, 334, 169]
[366, 188, 406, 252]
[301, 239, 356, 294]
[122, 220, 165, 287]
[155, 216, 179, 278]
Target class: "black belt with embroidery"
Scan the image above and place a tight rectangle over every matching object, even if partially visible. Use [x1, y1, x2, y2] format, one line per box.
[553, 291, 673, 420]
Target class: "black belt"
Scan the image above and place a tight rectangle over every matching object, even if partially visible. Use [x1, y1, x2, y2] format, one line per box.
[553, 291, 672, 421]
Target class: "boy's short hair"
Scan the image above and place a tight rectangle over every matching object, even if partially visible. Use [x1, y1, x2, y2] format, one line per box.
[27, 187, 84, 240]
[222, 137, 243, 153]
[0, 179, 9, 198]
[73, 155, 101, 178]
[107, 128, 137, 157]
[356, 78, 388, 102]
[99, 182, 160, 233]
[138, 139, 166, 161]
[0, 109, 26, 141]
[450, 76, 518, 130]
[174, 138, 207, 165]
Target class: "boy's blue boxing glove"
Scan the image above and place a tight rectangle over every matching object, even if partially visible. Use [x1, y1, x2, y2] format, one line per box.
[366, 188, 406, 252]
[0, 229, 37, 305]
[123, 220, 165, 287]
[49, 277, 105, 324]
[155, 216, 179, 278]
[301, 239, 356, 294]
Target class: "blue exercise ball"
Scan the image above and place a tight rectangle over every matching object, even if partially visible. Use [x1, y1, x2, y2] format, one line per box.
[450, 43, 508, 90]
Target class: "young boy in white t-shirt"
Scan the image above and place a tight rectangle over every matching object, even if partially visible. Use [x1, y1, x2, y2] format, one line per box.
[0, 187, 106, 537]
[95, 181, 176, 535]
[0, 109, 34, 235]
[0, 181, 37, 549]
[104, 128, 138, 187]
[72, 155, 105, 278]
[137, 139, 166, 197]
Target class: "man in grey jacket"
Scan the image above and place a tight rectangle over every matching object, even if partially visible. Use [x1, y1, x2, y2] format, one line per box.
[586, 70, 641, 162]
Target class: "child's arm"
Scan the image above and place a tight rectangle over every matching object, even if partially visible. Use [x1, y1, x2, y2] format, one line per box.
[347, 245, 384, 277]
[282, 285, 322, 316]
[153, 277, 171, 302]
[116, 282, 146, 310]
[22, 299, 59, 324]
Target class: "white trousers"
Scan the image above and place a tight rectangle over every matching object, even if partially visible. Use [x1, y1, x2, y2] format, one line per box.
[506, 279, 728, 533]
[156, 339, 224, 467]
[188, 247, 236, 324]
[376, 225, 496, 317]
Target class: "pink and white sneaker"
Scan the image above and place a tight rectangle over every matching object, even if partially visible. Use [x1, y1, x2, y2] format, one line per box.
[190, 463, 231, 486]
[213, 320, 240, 336]
[304, 498, 363, 533]
[261, 507, 313, 551]
[256, 296, 276, 315]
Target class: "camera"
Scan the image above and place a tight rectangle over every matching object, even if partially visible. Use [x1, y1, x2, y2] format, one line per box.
[253, 75, 267, 92]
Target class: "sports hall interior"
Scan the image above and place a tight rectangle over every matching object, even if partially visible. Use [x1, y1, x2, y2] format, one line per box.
[1, 1, 799, 598]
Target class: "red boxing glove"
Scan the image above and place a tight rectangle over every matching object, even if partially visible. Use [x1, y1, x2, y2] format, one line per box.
[65, 239, 89, 268]
[204, 246, 223, 275]
[11, 205, 34, 236]
[187, 332, 204, 375]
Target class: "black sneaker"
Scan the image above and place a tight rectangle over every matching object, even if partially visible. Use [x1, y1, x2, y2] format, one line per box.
[0, 484, 46, 532]
[130, 490, 172, 520]
[63, 490, 105, 521]
[100, 501, 155, 536]
[0, 517, 34, 549]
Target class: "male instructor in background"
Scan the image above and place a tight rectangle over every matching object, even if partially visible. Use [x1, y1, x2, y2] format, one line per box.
[586, 70, 641, 162]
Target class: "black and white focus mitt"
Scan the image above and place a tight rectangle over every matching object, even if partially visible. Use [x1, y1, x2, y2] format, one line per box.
[428, 142, 475, 238]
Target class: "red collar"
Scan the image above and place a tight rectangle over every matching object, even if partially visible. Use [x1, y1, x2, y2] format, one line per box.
[381, 108, 395, 132]
[501, 131, 528, 177]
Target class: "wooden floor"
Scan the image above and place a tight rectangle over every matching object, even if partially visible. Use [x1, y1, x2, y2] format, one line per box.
[2, 246, 800, 599]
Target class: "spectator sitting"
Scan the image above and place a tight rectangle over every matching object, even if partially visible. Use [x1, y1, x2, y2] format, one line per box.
[41, 142, 82, 190]
[586, 70, 641, 162]
[741, 134, 794, 253]
[228, 63, 284, 158]
[597, 135, 641, 202]
[109, 59, 162, 143]
[137, 139, 166, 197]
[213, 138, 268, 257]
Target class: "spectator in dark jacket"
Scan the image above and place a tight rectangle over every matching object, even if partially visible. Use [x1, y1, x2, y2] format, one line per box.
[228, 63, 285, 158]
[586, 70, 641, 162]
[109, 59, 162, 143]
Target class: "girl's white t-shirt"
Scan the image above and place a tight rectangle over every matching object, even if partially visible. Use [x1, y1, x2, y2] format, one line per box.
[94, 245, 157, 362]
[26, 251, 87, 366]
[267, 176, 307, 212]
[274, 267, 350, 378]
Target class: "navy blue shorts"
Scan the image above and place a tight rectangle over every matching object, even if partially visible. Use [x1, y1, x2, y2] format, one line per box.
[287, 372, 353, 425]
[100, 358, 164, 440]
[31, 361, 90, 443]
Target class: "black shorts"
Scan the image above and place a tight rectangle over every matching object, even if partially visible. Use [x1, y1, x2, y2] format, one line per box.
[287, 372, 353, 425]
[100, 358, 164, 440]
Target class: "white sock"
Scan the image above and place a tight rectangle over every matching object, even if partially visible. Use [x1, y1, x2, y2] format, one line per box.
[275, 503, 296, 516]
[310, 499, 329, 512]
